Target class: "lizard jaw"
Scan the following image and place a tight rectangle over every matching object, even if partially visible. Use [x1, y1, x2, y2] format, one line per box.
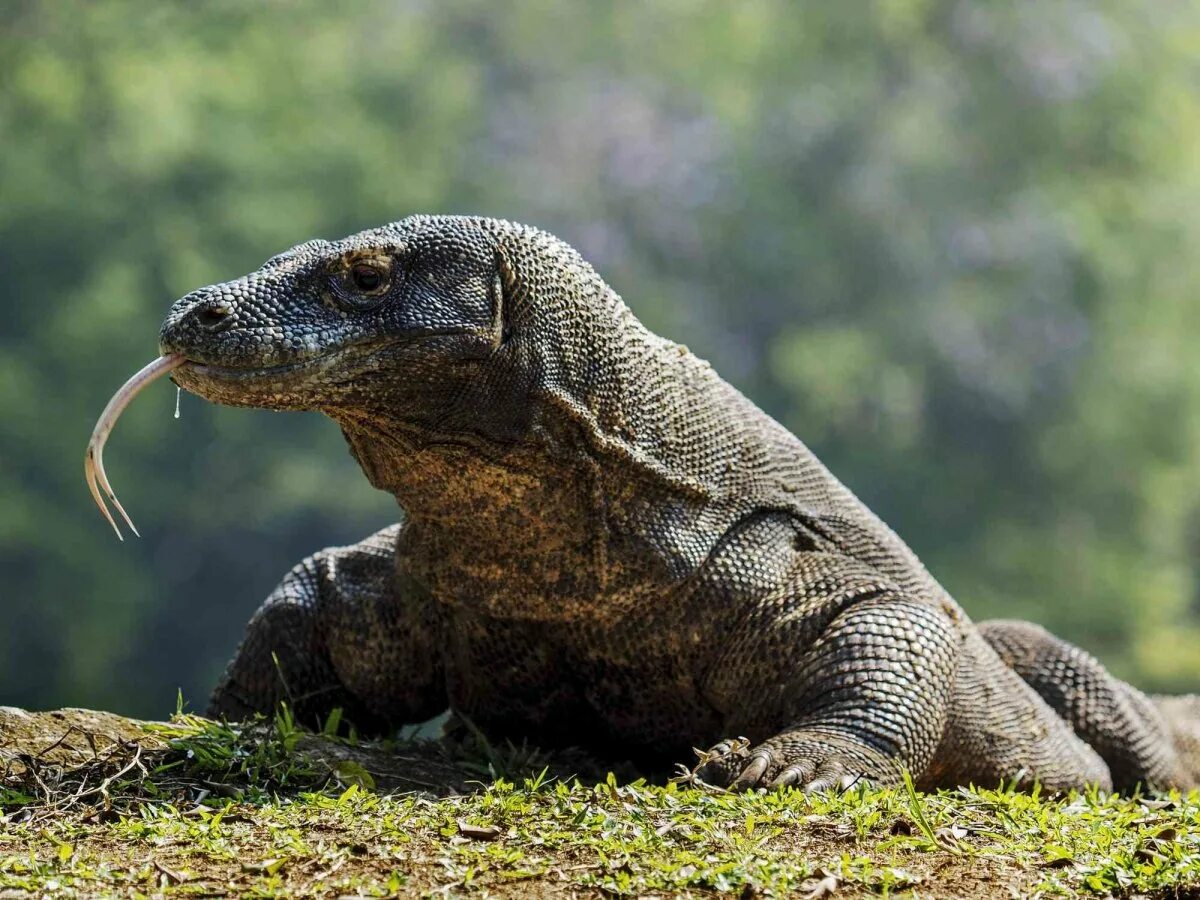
[170, 342, 402, 412]
[170, 356, 338, 411]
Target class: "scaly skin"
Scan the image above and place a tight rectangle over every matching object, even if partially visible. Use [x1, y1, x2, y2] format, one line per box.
[157, 215, 1198, 792]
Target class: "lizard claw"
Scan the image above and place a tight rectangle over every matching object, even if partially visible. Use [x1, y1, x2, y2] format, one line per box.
[691, 732, 886, 792]
[768, 763, 814, 788]
[731, 751, 772, 790]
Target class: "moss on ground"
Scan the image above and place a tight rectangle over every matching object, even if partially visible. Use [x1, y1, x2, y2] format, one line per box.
[3, 712, 1200, 898]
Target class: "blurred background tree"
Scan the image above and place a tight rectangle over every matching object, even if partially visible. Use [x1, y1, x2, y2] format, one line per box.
[4, 0, 1200, 717]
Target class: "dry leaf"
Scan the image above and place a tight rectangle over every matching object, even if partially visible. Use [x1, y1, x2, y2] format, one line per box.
[1041, 856, 1076, 870]
[153, 860, 188, 884]
[242, 858, 287, 875]
[456, 820, 502, 841]
[801, 868, 841, 899]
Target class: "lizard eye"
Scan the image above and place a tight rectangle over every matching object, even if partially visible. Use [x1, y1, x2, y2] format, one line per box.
[350, 263, 388, 294]
[331, 259, 394, 311]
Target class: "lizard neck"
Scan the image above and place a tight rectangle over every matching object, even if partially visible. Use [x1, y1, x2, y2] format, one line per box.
[325, 312, 769, 619]
[332, 406, 681, 619]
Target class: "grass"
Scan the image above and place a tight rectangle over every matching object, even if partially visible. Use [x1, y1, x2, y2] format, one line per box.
[3, 711, 1200, 897]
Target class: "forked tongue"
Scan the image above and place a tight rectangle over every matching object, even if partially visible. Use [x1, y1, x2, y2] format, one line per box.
[85, 354, 187, 540]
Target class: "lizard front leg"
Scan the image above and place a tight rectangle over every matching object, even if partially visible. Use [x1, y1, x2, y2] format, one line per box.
[209, 523, 446, 735]
[698, 553, 958, 790]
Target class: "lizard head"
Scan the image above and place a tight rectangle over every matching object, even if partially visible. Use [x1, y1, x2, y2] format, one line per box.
[94, 214, 635, 537]
[159, 215, 519, 414]
[95, 214, 721, 541]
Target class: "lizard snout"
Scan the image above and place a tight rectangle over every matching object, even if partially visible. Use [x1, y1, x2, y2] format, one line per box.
[158, 287, 240, 359]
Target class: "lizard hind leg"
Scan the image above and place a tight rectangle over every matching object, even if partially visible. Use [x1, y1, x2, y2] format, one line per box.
[979, 619, 1188, 792]
[1151, 695, 1200, 786]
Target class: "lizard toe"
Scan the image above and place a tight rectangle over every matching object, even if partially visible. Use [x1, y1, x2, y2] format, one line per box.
[730, 751, 774, 790]
[698, 729, 899, 792]
[760, 752, 863, 792]
[799, 756, 867, 793]
[768, 761, 816, 789]
[693, 736, 752, 785]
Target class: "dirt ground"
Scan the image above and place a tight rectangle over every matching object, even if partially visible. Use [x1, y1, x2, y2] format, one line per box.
[3, 707, 1200, 898]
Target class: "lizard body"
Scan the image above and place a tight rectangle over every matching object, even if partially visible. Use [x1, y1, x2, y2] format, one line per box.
[152, 215, 1199, 791]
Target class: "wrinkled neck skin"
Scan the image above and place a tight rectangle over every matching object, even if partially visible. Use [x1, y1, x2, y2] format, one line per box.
[325, 259, 765, 620]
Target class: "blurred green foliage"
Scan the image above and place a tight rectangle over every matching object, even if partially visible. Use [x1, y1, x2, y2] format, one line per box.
[4, 0, 1200, 716]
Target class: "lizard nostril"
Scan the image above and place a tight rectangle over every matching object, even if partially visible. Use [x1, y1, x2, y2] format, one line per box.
[196, 303, 232, 332]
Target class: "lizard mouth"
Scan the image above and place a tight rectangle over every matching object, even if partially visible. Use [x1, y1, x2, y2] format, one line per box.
[171, 343, 379, 392]
[169, 355, 329, 408]
[169, 352, 352, 413]
[172, 336, 400, 386]
[181, 355, 327, 381]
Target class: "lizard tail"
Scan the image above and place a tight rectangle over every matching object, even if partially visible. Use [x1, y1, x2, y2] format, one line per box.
[1151, 695, 1200, 787]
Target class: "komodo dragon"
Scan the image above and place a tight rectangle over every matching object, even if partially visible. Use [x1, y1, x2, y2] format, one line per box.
[89, 215, 1200, 792]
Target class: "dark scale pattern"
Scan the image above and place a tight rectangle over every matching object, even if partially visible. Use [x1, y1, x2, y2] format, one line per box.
[158, 215, 1200, 791]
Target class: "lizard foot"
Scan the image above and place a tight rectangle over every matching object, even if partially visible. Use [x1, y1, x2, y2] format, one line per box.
[693, 730, 900, 792]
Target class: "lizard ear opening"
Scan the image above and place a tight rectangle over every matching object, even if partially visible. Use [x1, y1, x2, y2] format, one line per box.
[491, 270, 507, 348]
[494, 244, 529, 346]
